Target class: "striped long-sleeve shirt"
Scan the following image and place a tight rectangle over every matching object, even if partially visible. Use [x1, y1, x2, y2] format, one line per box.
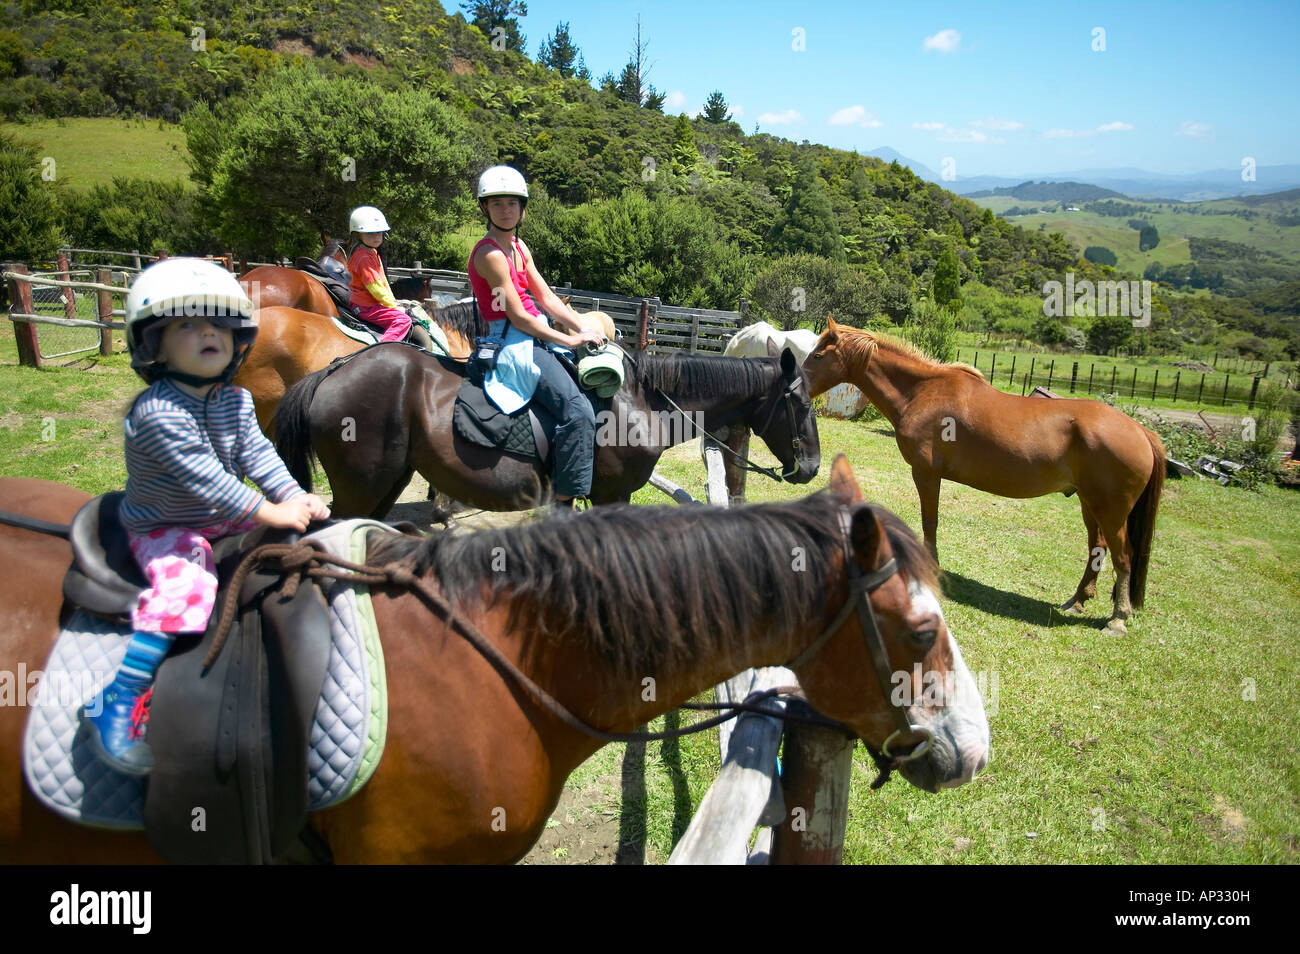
[119, 379, 304, 534]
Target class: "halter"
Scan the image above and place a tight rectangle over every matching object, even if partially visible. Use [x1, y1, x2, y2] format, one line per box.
[786, 506, 934, 786]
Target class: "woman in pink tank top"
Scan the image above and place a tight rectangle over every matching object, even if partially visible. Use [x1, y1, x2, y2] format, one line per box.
[468, 166, 606, 504]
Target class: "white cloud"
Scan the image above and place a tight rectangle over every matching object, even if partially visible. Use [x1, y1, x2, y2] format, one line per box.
[1175, 120, 1213, 140]
[828, 105, 883, 127]
[913, 121, 945, 131]
[970, 116, 1024, 131]
[940, 128, 999, 143]
[757, 109, 803, 125]
[731, 104, 744, 117]
[923, 29, 961, 53]
[665, 90, 687, 112]
[1043, 122, 1134, 139]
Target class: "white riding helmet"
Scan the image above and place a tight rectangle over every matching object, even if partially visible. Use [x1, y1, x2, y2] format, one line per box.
[349, 205, 391, 233]
[477, 166, 529, 201]
[125, 257, 256, 383]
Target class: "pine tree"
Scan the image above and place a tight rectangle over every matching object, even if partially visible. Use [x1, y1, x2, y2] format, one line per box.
[932, 245, 962, 307]
[772, 158, 843, 261]
[461, 1, 528, 54]
[538, 21, 583, 78]
[701, 91, 731, 123]
[670, 113, 698, 175]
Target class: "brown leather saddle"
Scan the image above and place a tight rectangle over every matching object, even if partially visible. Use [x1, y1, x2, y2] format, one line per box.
[62, 492, 333, 863]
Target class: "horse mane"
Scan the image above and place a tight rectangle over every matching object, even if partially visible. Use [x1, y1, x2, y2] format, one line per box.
[430, 300, 487, 340]
[367, 494, 939, 679]
[635, 352, 776, 402]
[839, 328, 983, 379]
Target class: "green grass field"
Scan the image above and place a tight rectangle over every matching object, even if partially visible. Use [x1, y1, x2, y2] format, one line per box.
[1, 315, 1297, 864]
[1, 118, 191, 190]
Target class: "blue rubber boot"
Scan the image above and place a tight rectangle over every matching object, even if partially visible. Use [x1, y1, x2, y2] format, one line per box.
[79, 630, 173, 776]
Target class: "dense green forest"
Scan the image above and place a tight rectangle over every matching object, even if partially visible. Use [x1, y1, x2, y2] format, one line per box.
[1, 0, 1297, 363]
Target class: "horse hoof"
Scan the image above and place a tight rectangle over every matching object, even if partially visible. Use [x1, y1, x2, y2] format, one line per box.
[1103, 619, 1128, 636]
[1059, 601, 1085, 616]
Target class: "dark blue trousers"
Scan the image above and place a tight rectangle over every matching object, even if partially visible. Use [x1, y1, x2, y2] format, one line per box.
[531, 343, 595, 497]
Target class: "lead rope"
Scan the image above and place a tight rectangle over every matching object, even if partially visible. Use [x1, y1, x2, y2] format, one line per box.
[205, 541, 856, 746]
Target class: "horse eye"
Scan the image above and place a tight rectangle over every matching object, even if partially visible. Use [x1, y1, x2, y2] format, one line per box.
[911, 629, 937, 650]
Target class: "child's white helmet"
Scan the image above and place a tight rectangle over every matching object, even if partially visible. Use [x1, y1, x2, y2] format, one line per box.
[349, 206, 391, 233]
[125, 257, 256, 383]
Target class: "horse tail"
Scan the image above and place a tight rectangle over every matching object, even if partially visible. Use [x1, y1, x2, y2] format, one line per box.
[1126, 425, 1166, 609]
[273, 365, 334, 491]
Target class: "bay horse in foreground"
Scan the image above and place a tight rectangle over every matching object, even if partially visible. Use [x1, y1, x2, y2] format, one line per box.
[274, 340, 821, 515]
[804, 319, 1165, 635]
[0, 458, 989, 863]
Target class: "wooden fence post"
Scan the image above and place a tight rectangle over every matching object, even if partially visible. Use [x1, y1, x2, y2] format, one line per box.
[1131, 367, 1138, 398]
[1221, 373, 1230, 406]
[131, 250, 142, 270]
[1008, 354, 1016, 386]
[637, 299, 650, 351]
[989, 353, 996, 381]
[1087, 364, 1094, 394]
[7, 265, 41, 367]
[56, 251, 76, 323]
[1070, 361, 1078, 393]
[769, 699, 854, 865]
[1172, 371, 1180, 403]
[1248, 377, 1260, 410]
[1152, 368, 1159, 400]
[1047, 359, 1054, 391]
[96, 268, 114, 355]
[1110, 366, 1117, 393]
[1197, 372, 1205, 404]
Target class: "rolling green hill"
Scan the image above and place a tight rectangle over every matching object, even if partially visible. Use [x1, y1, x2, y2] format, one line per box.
[0, 118, 190, 189]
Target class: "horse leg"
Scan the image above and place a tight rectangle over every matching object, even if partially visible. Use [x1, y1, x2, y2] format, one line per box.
[1061, 500, 1104, 615]
[912, 467, 941, 561]
[1095, 509, 1134, 635]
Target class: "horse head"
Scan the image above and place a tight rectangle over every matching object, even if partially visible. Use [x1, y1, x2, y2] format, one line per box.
[794, 455, 991, 792]
[802, 316, 859, 397]
[750, 338, 820, 483]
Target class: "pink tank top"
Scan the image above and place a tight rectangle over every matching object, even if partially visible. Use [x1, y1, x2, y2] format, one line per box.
[468, 235, 541, 322]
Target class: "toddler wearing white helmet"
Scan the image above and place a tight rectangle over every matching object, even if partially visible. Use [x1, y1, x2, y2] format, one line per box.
[80, 258, 330, 776]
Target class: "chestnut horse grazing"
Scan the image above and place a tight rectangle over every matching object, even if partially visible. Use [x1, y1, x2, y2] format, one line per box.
[804, 319, 1165, 635]
[0, 458, 990, 863]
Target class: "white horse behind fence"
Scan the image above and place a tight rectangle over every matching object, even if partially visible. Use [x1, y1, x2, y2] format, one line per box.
[724, 321, 866, 418]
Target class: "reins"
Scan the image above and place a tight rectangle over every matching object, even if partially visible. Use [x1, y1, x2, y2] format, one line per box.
[207, 540, 855, 732]
[0, 510, 71, 538]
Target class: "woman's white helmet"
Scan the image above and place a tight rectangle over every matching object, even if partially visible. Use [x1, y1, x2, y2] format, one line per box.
[349, 205, 391, 233]
[124, 257, 256, 383]
[477, 166, 529, 201]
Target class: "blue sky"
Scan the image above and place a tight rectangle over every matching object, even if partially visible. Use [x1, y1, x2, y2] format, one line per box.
[513, 0, 1300, 177]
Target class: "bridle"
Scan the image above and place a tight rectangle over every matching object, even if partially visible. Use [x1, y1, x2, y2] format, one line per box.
[786, 506, 935, 786]
[622, 348, 812, 483]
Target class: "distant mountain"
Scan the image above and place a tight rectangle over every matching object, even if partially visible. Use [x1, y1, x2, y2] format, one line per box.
[950, 165, 1300, 201]
[967, 181, 1127, 202]
[866, 148, 941, 183]
[855, 148, 1300, 202]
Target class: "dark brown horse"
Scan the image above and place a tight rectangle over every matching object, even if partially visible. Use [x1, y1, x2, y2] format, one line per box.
[273, 340, 821, 515]
[234, 300, 483, 432]
[0, 458, 990, 863]
[803, 319, 1166, 634]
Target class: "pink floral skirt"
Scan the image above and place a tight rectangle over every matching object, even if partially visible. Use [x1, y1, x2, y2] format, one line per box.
[126, 518, 258, 633]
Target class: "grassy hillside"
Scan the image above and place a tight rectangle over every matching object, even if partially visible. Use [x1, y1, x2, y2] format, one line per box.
[0, 118, 190, 190]
[972, 192, 1300, 286]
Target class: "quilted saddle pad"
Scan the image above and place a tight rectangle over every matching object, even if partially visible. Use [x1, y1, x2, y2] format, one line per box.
[22, 519, 395, 829]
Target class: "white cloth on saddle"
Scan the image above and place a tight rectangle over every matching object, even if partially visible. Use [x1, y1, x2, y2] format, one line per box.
[21, 519, 395, 830]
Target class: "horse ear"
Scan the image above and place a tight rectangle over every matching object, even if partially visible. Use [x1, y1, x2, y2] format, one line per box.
[827, 315, 839, 332]
[849, 504, 889, 570]
[766, 337, 781, 358]
[829, 453, 864, 504]
[780, 346, 797, 377]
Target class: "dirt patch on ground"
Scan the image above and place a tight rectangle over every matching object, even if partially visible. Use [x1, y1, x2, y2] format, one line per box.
[517, 777, 630, 865]
[273, 38, 315, 57]
[449, 56, 475, 75]
[343, 51, 380, 70]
